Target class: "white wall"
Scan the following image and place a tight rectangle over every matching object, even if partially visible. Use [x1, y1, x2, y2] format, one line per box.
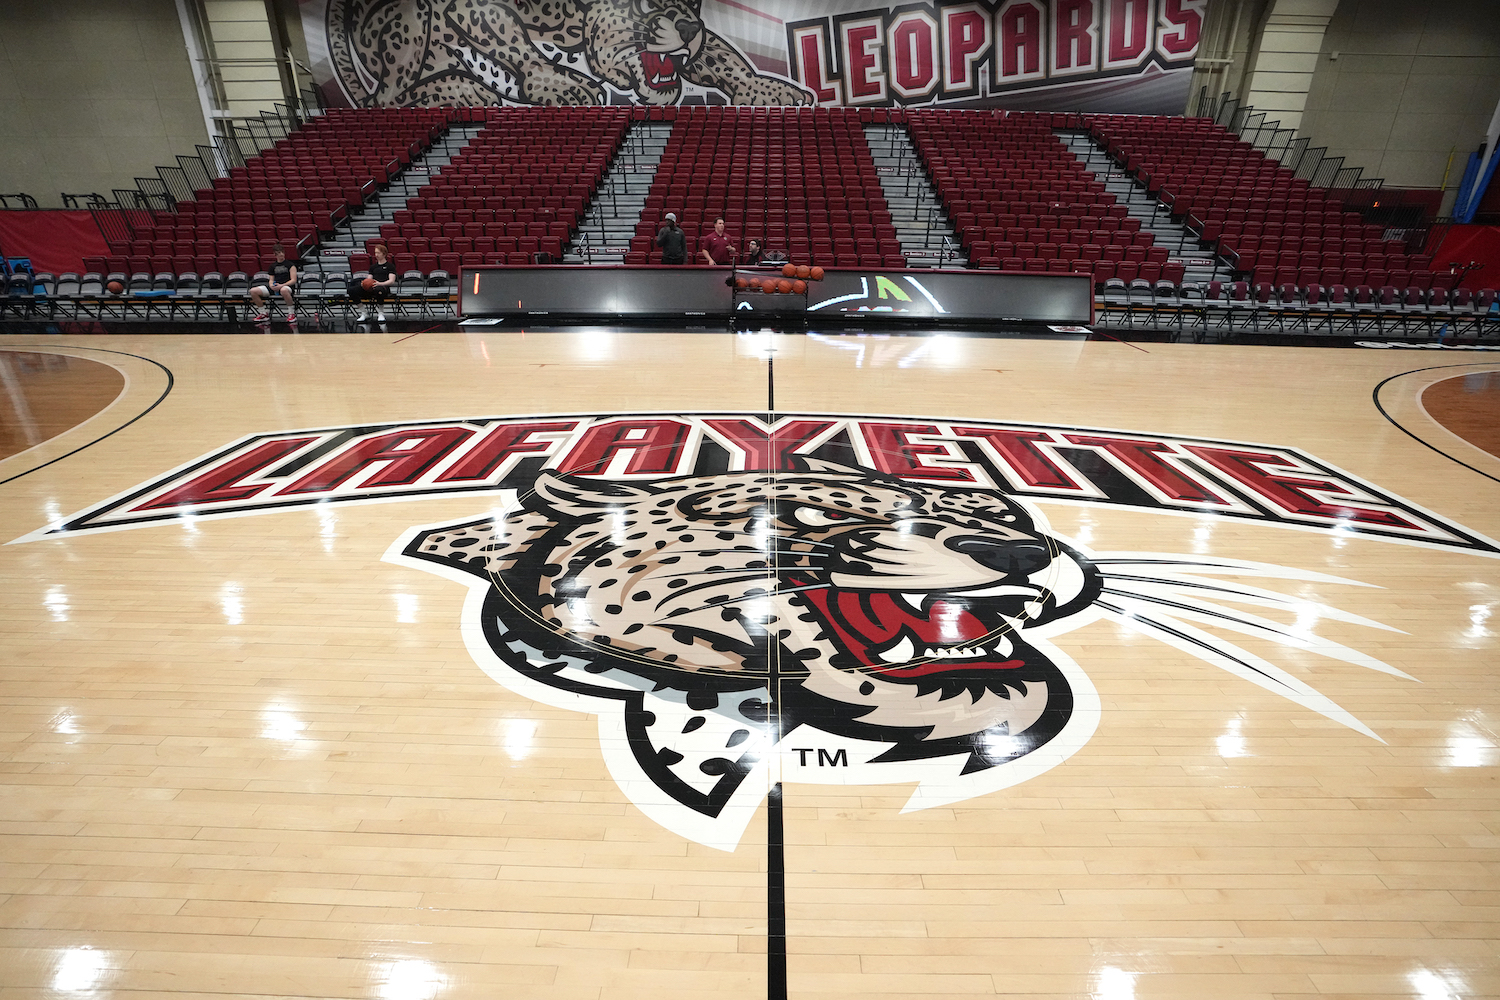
[0, 0, 210, 206]
[1293, 0, 1500, 192]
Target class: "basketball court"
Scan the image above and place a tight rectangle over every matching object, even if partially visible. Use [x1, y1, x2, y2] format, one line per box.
[1, 329, 1498, 1000]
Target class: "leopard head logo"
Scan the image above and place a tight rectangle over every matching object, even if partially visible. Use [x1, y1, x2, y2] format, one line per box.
[584, 0, 706, 105]
[400, 460, 1099, 805]
[395, 457, 1405, 848]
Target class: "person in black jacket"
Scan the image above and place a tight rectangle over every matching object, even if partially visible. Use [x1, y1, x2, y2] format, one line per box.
[655, 212, 686, 264]
[347, 243, 396, 322]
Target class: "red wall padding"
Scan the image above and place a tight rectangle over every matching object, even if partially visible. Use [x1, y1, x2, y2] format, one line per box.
[0, 211, 110, 275]
[1433, 225, 1500, 290]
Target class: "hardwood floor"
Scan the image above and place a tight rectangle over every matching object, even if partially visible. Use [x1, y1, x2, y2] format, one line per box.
[0, 350, 124, 461]
[0, 333, 1496, 1000]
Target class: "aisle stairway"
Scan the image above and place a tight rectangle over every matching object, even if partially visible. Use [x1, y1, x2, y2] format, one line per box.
[1059, 130, 1232, 291]
[565, 123, 673, 264]
[863, 124, 963, 268]
[310, 124, 485, 275]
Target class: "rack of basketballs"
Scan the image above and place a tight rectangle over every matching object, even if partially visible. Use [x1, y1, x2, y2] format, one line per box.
[733, 262, 826, 297]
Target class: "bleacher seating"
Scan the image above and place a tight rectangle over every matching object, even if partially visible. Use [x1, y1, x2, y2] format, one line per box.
[5, 104, 1495, 330]
[362, 105, 631, 273]
[85, 108, 452, 279]
[1086, 114, 1436, 299]
[628, 106, 903, 267]
[909, 109, 1182, 288]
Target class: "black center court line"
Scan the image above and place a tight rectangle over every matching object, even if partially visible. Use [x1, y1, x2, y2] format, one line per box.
[765, 352, 788, 1000]
[0, 346, 175, 489]
[1372, 364, 1500, 486]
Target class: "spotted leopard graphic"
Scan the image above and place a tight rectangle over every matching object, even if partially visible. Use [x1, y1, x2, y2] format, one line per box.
[327, 0, 813, 106]
[405, 460, 1097, 768]
[394, 455, 1407, 848]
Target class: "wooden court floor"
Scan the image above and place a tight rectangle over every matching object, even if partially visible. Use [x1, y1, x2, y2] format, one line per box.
[0, 331, 1498, 1000]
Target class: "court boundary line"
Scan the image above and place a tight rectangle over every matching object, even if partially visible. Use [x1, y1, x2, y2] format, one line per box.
[1372, 364, 1500, 487]
[0, 346, 175, 489]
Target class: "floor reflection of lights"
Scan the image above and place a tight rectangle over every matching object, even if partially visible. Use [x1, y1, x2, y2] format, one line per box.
[53, 947, 108, 993]
[377, 958, 445, 1000]
[1094, 966, 1135, 1000]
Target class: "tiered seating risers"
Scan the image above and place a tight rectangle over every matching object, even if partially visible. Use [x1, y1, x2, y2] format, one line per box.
[367, 106, 631, 270]
[88, 108, 451, 278]
[1086, 114, 1435, 292]
[909, 109, 1179, 284]
[629, 106, 903, 267]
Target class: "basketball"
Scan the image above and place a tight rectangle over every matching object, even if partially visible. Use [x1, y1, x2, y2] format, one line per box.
[810, 266, 825, 281]
[735, 277, 748, 289]
[362, 277, 376, 290]
[795, 265, 811, 280]
[782, 263, 796, 278]
[106, 280, 124, 295]
[778, 279, 793, 293]
[792, 279, 807, 294]
[760, 278, 776, 293]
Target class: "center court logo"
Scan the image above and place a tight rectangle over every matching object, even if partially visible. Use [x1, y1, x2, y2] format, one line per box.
[26, 413, 1500, 849]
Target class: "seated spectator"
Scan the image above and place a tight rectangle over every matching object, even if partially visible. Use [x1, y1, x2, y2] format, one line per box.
[347, 243, 396, 322]
[250, 243, 298, 322]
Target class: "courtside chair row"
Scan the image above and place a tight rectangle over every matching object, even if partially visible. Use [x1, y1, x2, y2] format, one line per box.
[5, 268, 456, 322]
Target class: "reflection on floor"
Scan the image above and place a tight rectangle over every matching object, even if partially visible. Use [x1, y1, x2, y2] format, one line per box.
[0, 350, 124, 459]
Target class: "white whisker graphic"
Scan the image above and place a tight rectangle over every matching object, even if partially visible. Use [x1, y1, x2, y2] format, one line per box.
[1088, 553, 1411, 740]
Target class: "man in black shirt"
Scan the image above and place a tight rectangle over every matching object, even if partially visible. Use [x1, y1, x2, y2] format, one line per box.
[347, 243, 397, 322]
[654, 212, 686, 264]
[250, 243, 299, 322]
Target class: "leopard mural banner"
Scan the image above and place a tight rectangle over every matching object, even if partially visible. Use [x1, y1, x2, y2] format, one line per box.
[301, 0, 1208, 113]
[21, 411, 1500, 849]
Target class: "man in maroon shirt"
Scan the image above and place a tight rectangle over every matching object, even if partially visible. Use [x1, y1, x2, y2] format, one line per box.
[700, 217, 737, 265]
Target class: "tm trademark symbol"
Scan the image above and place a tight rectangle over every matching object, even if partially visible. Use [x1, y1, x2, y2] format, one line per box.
[793, 748, 849, 767]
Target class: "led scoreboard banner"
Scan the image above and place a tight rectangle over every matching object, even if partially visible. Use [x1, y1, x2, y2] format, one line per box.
[459, 267, 1094, 326]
